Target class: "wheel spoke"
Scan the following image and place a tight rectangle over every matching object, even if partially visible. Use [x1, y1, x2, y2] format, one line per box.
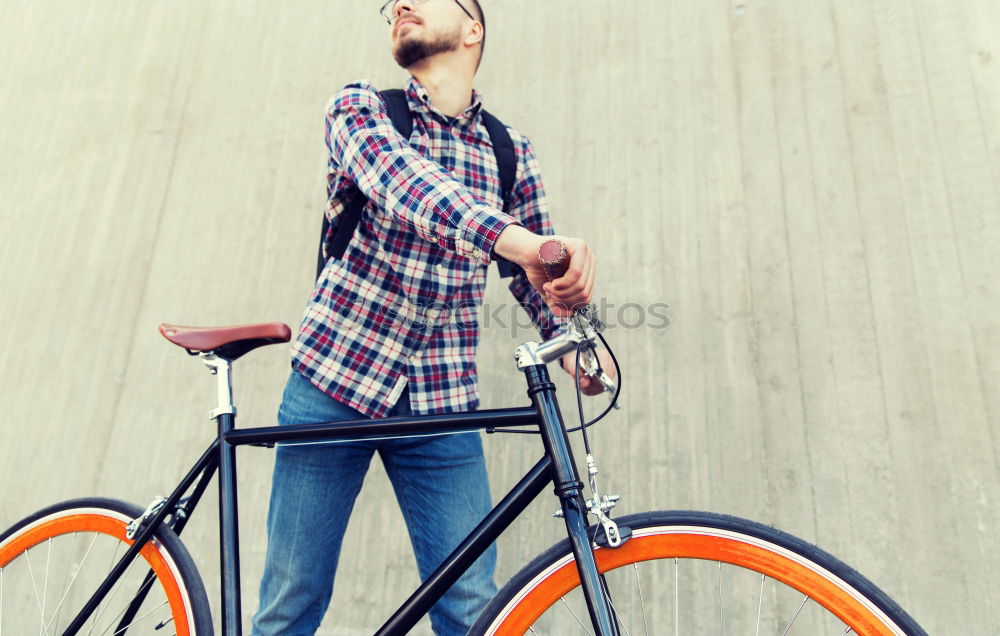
[50, 531, 79, 634]
[559, 597, 593, 635]
[40, 538, 52, 636]
[599, 574, 631, 636]
[25, 550, 48, 629]
[85, 540, 123, 636]
[88, 541, 144, 635]
[755, 573, 766, 636]
[717, 561, 722, 636]
[673, 558, 678, 636]
[104, 571, 159, 635]
[781, 596, 809, 635]
[604, 592, 631, 636]
[102, 572, 164, 635]
[43, 531, 99, 635]
[100, 598, 169, 636]
[631, 563, 648, 636]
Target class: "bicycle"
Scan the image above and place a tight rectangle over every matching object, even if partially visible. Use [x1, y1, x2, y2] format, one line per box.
[0, 252, 927, 635]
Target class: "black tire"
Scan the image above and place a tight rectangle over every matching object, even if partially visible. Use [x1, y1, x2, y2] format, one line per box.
[471, 510, 927, 635]
[0, 497, 213, 635]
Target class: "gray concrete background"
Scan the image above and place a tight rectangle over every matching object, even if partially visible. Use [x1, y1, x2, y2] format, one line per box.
[1, 0, 998, 633]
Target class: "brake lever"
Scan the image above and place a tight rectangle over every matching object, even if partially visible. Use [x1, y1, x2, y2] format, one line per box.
[571, 303, 604, 335]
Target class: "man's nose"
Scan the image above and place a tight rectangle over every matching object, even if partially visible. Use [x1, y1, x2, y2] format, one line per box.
[394, 1, 414, 19]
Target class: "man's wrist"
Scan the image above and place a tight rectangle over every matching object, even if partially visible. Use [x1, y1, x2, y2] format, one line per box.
[493, 225, 541, 266]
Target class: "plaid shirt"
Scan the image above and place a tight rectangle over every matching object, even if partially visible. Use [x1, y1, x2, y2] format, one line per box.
[291, 77, 564, 418]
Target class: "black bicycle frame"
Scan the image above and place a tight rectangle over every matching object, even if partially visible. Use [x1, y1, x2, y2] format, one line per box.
[64, 363, 619, 636]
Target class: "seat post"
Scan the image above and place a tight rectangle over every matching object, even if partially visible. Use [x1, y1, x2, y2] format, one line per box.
[202, 353, 237, 420]
[202, 354, 243, 635]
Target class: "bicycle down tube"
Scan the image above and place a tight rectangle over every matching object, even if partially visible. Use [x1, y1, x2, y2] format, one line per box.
[371, 363, 619, 635]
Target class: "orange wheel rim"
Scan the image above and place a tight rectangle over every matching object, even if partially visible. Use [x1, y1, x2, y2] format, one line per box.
[0, 513, 191, 636]
[493, 530, 897, 636]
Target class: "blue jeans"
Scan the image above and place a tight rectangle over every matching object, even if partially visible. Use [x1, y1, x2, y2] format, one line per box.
[251, 371, 497, 635]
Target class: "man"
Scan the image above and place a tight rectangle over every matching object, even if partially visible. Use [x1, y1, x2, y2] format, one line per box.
[252, 1, 610, 633]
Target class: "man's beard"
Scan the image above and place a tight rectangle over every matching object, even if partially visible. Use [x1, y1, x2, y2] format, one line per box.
[393, 24, 462, 68]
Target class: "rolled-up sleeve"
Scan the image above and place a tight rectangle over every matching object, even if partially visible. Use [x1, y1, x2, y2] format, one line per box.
[505, 133, 569, 340]
[326, 81, 517, 265]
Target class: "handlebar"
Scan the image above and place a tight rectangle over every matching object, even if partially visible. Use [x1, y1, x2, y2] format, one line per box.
[523, 241, 620, 405]
[538, 239, 571, 281]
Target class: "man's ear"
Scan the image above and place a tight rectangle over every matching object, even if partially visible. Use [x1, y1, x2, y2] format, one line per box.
[464, 21, 484, 47]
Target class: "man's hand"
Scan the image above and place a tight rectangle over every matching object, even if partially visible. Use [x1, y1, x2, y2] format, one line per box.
[493, 225, 595, 318]
[560, 349, 617, 396]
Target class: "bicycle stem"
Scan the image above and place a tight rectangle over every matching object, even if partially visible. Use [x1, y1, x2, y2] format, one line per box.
[513, 303, 603, 368]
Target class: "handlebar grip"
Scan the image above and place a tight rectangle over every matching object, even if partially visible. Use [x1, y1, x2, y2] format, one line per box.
[538, 239, 570, 281]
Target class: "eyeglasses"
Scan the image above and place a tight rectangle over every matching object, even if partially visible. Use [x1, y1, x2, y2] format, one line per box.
[380, 0, 476, 25]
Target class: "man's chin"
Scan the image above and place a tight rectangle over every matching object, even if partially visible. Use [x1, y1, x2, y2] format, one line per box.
[393, 41, 429, 69]
[393, 31, 459, 69]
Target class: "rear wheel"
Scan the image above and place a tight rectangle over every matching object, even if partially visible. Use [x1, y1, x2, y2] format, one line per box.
[0, 497, 213, 635]
[472, 511, 926, 635]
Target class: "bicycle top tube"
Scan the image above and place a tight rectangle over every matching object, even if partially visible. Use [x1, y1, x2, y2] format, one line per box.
[224, 406, 542, 448]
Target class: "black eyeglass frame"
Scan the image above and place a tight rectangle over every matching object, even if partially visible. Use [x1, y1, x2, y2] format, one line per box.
[380, 0, 476, 25]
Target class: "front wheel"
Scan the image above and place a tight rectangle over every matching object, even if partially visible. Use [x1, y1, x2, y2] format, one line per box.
[472, 510, 926, 635]
[0, 497, 213, 635]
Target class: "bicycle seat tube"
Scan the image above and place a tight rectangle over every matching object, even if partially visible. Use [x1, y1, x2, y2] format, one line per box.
[203, 353, 243, 636]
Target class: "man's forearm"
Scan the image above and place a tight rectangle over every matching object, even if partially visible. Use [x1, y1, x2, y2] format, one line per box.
[493, 224, 545, 267]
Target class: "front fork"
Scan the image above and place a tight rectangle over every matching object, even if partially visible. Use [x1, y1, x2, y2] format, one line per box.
[525, 364, 622, 636]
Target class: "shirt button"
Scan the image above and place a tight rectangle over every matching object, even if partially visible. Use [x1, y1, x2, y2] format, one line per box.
[410, 352, 421, 362]
[436, 263, 446, 273]
[472, 248, 482, 259]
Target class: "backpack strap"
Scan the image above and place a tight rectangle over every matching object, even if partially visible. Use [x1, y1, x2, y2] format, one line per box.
[317, 90, 413, 279]
[480, 110, 523, 278]
[380, 89, 413, 138]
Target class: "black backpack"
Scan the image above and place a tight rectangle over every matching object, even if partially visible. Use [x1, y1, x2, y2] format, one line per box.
[316, 88, 523, 280]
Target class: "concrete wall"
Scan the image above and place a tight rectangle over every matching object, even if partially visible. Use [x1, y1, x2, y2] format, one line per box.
[1, 0, 997, 633]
